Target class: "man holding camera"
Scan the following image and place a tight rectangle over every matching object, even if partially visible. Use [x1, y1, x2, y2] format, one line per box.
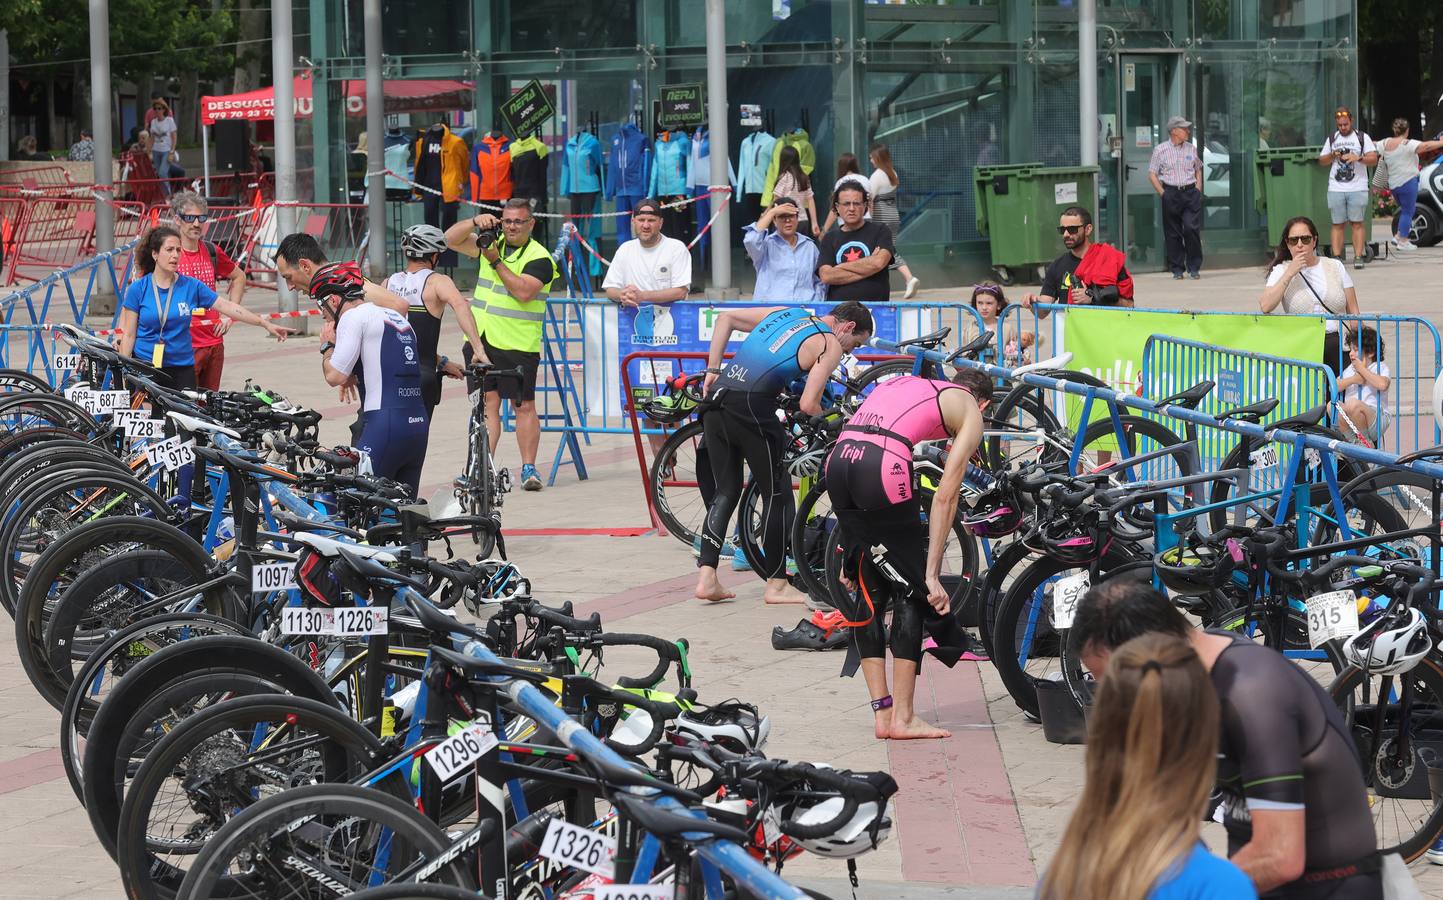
[445, 198, 559, 492]
[1319, 106, 1377, 270]
[1020, 206, 1133, 313]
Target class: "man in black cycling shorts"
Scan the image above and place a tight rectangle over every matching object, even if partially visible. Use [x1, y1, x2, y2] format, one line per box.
[1070, 579, 1379, 899]
[311, 262, 429, 496]
[695, 301, 873, 606]
[824, 368, 991, 740]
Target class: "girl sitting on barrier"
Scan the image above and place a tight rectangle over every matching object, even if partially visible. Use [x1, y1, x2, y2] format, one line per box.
[963, 281, 1041, 366]
[1336, 325, 1391, 447]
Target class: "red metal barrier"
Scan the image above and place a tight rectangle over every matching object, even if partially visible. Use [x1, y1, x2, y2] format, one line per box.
[242, 202, 366, 286]
[3, 196, 145, 285]
[0, 165, 79, 194]
[143, 199, 267, 275]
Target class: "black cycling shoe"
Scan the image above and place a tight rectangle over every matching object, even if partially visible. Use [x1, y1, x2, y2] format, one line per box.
[771, 618, 849, 651]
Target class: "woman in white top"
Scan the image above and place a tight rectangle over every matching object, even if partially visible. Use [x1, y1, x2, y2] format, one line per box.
[1376, 118, 1443, 250]
[868, 143, 919, 299]
[148, 98, 178, 195]
[821, 153, 871, 234]
[771, 145, 819, 238]
[1259, 215, 1359, 377]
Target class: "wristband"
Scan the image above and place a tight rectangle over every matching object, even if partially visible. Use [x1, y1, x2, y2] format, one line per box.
[319, 341, 335, 356]
[706, 366, 724, 375]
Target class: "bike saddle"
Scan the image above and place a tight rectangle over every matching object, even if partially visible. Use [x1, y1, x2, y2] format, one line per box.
[1216, 398, 1280, 423]
[610, 793, 753, 845]
[430, 643, 549, 682]
[1156, 380, 1214, 410]
[895, 327, 951, 350]
[335, 546, 431, 594]
[1396, 444, 1443, 466]
[945, 330, 994, 362]
[1271, 404, 1327, 430]
[167, 411, 242, 439]
[290, 530, 399, 562]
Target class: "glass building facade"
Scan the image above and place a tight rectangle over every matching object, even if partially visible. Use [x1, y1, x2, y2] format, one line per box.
[305, 0, 1358, 287]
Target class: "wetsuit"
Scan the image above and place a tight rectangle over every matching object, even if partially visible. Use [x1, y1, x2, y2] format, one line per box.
[824, 375, 971, 669]
[698, 308, 831, 577]
[386, 267, 444, 421]
[330, 304, 429, 495]
[1208, 630, 1379, 899]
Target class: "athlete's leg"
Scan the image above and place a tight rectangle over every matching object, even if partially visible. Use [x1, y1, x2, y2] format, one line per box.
[514, 399, 540, 466]
[484, 392, 503, 456]
[851, 557, 893, 739]
[394, 418, 429, 497]
[695, 408, 740, 601]
[736, 395, 806, 604]
[878, 525, 952, 739]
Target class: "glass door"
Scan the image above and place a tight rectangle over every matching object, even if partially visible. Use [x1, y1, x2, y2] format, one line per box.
[1117, 54, 1183, 271]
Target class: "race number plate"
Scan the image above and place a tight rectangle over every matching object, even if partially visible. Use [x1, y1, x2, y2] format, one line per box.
[329, 606, 389, 637]
[1052, 571, 1090, 630]
[278, 607, 328, 635]
[1249, 445, 1279, 471]
[423, 720, 498, 783]
[597, 886, 674, 900]
[1306, 590, 1359, 647]
[540, 817, 617, 878]
[146, 436, 195, 472]
[53, 353, 81, 371]
[251, 561, 297, 593]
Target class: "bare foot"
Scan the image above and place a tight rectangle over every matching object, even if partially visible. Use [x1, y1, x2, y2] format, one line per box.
[874, 710, 893, 740]
[763, 583, 809, 605]
[695, 570, 736, 602]
[889, 716, 952, 740]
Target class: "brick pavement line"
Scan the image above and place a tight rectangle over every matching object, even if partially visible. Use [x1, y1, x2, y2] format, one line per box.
[0, 748, 63, 796]
[583, 566, 754, 622]
[888, 661, 1036, 887]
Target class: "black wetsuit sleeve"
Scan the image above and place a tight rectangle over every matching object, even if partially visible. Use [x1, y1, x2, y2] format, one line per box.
[1214, 646, 1307, 811]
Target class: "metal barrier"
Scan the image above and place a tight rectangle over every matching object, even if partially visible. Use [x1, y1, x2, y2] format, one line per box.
[0, 239, 137, 381]
[1000, 301, 1442, 456]
[243, 202, 367, 285]
[0, 165, 80, 193]
[2, 196, 145, 286]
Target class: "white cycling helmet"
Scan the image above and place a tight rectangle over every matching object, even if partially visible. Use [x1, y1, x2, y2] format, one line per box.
[671, 701, 771, 754]
[401, 224, 449, 258]
[1342, 607, 1431, 676]
[782, 769, 892, 860]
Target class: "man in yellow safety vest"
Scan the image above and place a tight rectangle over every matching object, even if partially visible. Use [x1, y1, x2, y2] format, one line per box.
[445, 198, 558, 491]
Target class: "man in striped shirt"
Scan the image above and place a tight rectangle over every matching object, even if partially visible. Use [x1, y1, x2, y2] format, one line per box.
[1148, 115, 1204, 280]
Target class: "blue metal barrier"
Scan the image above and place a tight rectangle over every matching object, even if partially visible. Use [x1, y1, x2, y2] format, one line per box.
[1000, 301, 1441, 455]
[0, 239, 137, 385]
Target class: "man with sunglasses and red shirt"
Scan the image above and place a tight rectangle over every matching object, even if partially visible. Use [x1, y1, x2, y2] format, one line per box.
[1020, 206, 1134, 314]
[168, 191, 248, 389]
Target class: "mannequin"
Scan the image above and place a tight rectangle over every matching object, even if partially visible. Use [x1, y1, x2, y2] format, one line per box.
[563, 116, 606, 277]
[414, 120, 467, 267]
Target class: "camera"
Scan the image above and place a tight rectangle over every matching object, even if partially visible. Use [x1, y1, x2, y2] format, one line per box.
[1086, 283, 1122, 306]
[476, 226, 500, 248]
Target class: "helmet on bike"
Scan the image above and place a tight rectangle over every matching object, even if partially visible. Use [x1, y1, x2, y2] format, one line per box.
[400, 224, 449, 259]
[639, 373, 703, 425]
[777, 766, 892, 859]
[1341, 606, 1431, 675]
[671, 700, 771, 754]
[1027, 517, 1108, 566]
[308, 261, 365, 314]
[1153, 541, 1237, 597]
[961, 483, 1024, 538]
[787, 441, 829, 478]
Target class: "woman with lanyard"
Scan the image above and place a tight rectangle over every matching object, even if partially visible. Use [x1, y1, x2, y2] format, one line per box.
[119, 225, 294, 389]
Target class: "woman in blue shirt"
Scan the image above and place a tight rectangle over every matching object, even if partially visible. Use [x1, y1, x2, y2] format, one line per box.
[1037, 633, 1256, 900]
[119, 225, 293, 389]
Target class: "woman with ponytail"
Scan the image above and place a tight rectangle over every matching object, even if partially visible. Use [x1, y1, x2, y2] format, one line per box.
[1039, 633, 1254, 900]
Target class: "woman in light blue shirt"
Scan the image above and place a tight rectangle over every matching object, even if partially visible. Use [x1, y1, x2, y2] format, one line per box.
[1037, 633, 1256, 900]
[742, 199, 823, 301]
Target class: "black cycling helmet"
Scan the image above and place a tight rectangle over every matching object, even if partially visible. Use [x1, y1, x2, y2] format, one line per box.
[960, 482, 1024, 538]
[1026, 517, 1109, 566]
[639, 372, 704, 425]
[308, 261, 365, 318]
[1153, 538, 1239, 598]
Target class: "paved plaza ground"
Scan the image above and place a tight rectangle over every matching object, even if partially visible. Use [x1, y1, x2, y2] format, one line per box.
[0, 232, 1441, 896]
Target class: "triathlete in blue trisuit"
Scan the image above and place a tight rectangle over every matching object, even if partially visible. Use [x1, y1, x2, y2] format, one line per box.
[312, 262, 429, 496]
[695, 301, 874, 605]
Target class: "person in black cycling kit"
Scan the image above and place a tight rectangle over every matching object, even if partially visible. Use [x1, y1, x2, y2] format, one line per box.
[312, 263, 429, 496]
[695, 301, 874, 606]
[1069, 579, 1379, 899]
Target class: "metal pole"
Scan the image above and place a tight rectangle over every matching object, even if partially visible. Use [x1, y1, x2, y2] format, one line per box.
[0, 31, 10, 162]
[363, 0, 386, 278]
[272, 0, 298, 312]
[202, 125, 211, 196]
[1078, 0, 1098, 169]
[704, 0, 731, 290]
[88, 0, 115, 302]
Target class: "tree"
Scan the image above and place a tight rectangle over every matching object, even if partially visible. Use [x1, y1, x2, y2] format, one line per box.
[1359, 0, 1442, 137]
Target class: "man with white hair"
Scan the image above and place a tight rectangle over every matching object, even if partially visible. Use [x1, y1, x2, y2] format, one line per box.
[169, 191, 248, 389]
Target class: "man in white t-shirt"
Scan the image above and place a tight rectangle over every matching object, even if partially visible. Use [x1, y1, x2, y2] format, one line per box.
[585, 199, 691, 418]
[1318, 106, 1377, 269]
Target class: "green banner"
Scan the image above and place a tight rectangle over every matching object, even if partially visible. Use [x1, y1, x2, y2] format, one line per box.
[1060, 308, 1326, 436]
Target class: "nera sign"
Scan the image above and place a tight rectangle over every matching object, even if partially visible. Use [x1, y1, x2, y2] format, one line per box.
[658, 83, 705, 130]
[500, 80, 555, 136]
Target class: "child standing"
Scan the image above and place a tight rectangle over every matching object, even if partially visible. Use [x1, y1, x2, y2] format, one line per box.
[1336, 325, 1391, 446]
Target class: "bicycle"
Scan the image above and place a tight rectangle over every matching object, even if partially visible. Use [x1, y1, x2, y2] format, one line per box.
[453, 362, 525, 558]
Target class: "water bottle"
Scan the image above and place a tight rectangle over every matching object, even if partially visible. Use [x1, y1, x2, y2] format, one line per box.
[1356, 595, 1381, 625]
[965, 463, 995, 491]
[216, 515, 235, 542]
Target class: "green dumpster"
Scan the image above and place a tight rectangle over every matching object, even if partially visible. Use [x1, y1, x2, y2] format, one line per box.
[973, 164, 1099, 285]
[1254, 146, 1334, 244]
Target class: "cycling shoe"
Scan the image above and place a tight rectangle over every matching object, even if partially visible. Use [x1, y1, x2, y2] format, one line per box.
[772, 618, 849, 651]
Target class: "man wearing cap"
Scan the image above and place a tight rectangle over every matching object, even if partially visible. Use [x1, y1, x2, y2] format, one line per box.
[743, 198, 823, 301]
[1148, 115, 1204, 280]
[1319, 106, 1377, 270]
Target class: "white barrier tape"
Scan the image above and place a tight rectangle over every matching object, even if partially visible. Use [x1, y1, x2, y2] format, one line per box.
[373, 169, 732, 219]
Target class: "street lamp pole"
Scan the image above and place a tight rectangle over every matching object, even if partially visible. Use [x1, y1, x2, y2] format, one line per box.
[363, 0, 386, 278]
[272, 0, 298, 313]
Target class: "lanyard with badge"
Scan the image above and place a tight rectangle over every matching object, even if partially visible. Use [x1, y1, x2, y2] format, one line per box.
[150, 277, 175, 368]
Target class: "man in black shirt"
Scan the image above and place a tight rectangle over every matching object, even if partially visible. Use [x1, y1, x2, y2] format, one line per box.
[1020, 206, 1133, 312]
[1069, 580, 1379, 899]
[817, 183, 894, 302]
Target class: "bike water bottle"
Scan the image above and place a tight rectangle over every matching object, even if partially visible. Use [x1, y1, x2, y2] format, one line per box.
[965, 463, 995, 491]
[1356, 595, 1381, 625]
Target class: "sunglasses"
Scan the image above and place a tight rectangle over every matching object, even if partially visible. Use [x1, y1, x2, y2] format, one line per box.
[1057, 224, 1084, 235]
[177, 213, 209, 224]
[1286, 234, 1315, 246]
[501, 218, 531, 227]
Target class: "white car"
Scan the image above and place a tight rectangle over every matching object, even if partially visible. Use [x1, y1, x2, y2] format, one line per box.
[1203, 140, 1230, 200]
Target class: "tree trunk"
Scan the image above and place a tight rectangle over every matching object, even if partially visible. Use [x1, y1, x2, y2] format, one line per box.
[180, 68, 200, 146]
[133, 70, 153, 146]
[44, 72, 61, 154]
[232, 0, 265, 94]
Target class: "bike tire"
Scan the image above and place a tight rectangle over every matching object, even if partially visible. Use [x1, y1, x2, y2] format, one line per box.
[0, 368, 57, 393]
[347, 885, 491, 900]
[649, 419, 708, 548]
[177, 782, 475, 897]
[60, 612, 245, 804]
[117, 693, 387, 900]
[982, 370, 1103, 471]
[791, 477, 835, 605]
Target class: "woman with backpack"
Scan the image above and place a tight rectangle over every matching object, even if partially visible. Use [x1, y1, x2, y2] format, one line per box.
[162, 191, 251, 389]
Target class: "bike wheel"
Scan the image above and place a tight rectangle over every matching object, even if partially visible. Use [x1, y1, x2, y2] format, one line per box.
[348, 885, 489, 900]
[60, 613, 245, 804]
[649, 419, 708, 548]
[458, 406, 498, 557]
[177, 783, 475, 898]
[1075, 414, 1194, 527]
[1206, 425, 1368, 532]
[982, 370, 1103, 472]
[117, 694, 386, 900]
[791, 477, 836, 605]
[1328, 657, 1443, 861]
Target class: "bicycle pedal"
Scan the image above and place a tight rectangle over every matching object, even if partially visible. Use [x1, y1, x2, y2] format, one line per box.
[498, 470, 513, 494]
